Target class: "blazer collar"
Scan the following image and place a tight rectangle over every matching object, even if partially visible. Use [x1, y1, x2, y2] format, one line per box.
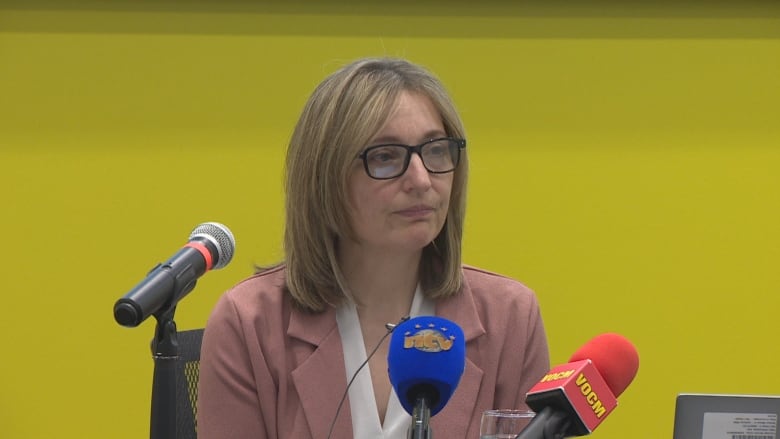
[436, 274, 486, 343]
[288, 306, 353, 439]
[431, 274, 486, 436]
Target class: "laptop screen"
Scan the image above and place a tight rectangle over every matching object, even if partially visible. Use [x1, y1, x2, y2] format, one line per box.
[673, 393, 780, 439]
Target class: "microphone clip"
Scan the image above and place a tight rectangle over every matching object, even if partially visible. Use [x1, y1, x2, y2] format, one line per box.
[385, 315, 411, 332]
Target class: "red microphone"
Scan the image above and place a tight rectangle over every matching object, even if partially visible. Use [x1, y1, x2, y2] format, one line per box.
[516, 333, 639, 438]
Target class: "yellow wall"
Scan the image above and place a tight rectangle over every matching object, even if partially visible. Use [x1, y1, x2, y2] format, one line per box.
[1, 2, 778, 438]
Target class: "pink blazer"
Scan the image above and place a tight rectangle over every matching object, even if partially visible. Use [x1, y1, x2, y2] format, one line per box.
[198, 265, 550, 439]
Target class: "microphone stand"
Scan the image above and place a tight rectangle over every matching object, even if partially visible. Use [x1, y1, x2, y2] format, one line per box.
[149, 304, 180, 439]
[408, 395, 432, 439]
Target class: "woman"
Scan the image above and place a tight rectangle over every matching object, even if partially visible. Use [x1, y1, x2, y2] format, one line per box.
[197, 57, 550, 439]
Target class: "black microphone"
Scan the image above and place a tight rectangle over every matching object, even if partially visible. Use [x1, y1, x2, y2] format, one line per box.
[113, 222, 235, 327]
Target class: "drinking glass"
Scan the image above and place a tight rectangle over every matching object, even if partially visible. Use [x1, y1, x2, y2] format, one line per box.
[480, 409, 535, 439]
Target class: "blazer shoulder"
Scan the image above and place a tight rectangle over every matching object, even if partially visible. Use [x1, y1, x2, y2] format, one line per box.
[215, 264, 288, 318]
[462, 265, 535, 296]
[461, 265, 541, 321]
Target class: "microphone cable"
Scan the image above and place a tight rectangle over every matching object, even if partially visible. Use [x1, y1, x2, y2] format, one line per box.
[325, 315, 410, 439]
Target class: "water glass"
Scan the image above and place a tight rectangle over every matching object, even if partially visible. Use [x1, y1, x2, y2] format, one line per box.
[480, 409, 535, 439]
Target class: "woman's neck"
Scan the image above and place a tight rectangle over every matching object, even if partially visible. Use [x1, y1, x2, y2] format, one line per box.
[338, 243, 421, 319]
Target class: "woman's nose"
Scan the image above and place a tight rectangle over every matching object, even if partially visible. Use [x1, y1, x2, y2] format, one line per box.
[402, 153, 432, 192]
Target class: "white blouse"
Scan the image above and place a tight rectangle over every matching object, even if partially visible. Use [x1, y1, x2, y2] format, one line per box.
[336, 286, 435, 439]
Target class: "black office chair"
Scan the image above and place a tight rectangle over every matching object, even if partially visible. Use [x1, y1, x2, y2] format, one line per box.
[175, 328, 205, 439]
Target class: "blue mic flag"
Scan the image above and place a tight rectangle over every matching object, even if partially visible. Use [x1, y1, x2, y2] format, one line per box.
[387, 315, 466, 416]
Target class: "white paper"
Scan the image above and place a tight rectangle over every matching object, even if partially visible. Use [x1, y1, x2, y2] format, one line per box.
[702, 412, 777, 439]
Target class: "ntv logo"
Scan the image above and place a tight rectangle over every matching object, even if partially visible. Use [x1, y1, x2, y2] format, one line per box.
[403, 323, 457, 352]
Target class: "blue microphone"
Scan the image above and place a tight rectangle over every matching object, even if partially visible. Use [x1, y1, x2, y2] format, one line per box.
[388, 316, 466, 439]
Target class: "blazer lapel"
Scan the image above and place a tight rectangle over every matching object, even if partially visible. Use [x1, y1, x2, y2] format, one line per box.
[289, 306, 353, 439]
[433, 277, 487, 437]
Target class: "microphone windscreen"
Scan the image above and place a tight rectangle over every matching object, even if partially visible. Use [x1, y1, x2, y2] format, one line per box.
[387, 316, 466, 416]
[189, 222, 236, 269]
[569, 333, 639, 397]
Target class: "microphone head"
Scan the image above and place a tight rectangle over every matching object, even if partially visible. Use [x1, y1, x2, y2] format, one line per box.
[387, 316, 466, 417]
[569, 333, 639, 397]
[189, 222, 236, 269]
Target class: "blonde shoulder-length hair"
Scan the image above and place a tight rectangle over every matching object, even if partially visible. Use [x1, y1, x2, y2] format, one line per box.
[283, 57, 468, 312]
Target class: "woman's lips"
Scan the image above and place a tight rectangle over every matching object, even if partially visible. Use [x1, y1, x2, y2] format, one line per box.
[396, 205, 435, 218]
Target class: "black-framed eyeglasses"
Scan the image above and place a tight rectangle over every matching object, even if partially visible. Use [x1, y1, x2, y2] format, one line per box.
[357, 137, 466, 180]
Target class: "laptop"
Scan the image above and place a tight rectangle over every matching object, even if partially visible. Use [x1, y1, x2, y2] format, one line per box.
[673, 393, 780, 439]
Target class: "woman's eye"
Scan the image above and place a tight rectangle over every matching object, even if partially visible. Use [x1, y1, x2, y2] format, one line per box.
[369, 148, 402, 163]
[428, 146, 446, 156]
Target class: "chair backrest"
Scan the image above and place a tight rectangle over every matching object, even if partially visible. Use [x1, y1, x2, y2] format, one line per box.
[175, 328, 205, 439]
